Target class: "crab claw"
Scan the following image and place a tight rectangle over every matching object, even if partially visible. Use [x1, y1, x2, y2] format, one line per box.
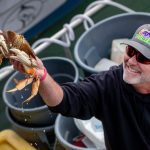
[7, 78, 33, 92]
[23, 78, 40, 103]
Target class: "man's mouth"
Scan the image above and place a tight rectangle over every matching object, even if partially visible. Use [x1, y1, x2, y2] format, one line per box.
[126, 64, 140, 74]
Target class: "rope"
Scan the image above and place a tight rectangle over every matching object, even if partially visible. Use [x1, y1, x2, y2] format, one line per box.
[32, 13, 95, 49]
[71, 14, 95, 31]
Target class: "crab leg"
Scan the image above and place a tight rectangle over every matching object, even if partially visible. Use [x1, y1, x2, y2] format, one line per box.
[7, 78, 33, 92]
[23, 78, 40, 103]
[23, 65, 36, 76]
[0, 53, 4, 64]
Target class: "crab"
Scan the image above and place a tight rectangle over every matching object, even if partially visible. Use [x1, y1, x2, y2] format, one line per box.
[0, 30, 40, 103]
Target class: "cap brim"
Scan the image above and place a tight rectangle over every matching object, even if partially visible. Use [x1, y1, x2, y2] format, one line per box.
[121, 40, 150, 59]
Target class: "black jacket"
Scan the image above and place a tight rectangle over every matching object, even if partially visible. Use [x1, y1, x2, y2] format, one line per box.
[49, 65, 150, 150]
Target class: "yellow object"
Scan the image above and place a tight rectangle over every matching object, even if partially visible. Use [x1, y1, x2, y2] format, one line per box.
[0, 129, 36, 150]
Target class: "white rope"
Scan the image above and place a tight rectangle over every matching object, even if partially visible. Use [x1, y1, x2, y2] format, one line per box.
[63, 24, 75, 41]
[71, 14, 95, 31]
[32, 13, 95, 49]
[0, 0, 135, 80]
[32, 37, 70, 49]
[32, 23, 76, 49]
[61, 24, 75, 47]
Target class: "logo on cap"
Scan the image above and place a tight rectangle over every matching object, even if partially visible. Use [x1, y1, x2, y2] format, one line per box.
[135, 28, 150, 45]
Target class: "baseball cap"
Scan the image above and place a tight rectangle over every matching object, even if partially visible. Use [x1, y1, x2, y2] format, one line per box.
[122, 24, 150, 59]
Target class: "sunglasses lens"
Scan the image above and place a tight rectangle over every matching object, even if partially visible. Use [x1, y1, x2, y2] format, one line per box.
[137, 53, 150, 64]
[126, 46, 136, 57]
[126, 46, 150, 64]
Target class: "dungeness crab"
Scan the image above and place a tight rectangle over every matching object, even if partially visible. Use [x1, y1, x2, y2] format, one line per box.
[0, 30, 40, 103]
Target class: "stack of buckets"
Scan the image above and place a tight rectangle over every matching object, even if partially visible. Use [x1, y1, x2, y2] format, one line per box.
[3, 57, 79, 150]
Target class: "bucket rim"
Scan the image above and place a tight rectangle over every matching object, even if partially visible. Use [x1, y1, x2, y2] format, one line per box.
[74, 12, 150, 74]
[3, 56, 79, 112]
[6, 106, 54, 131]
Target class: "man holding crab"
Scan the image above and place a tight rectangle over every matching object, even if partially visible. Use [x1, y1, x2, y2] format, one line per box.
[11, 24, 150, 150]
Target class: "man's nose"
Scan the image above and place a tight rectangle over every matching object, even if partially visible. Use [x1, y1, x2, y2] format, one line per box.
[128, 55, 138, 64]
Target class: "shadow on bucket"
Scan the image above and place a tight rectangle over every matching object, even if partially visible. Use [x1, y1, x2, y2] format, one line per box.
[3, 57, 79, 126]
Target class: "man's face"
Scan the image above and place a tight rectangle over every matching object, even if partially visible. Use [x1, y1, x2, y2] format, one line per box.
[123, 48, 150, 85]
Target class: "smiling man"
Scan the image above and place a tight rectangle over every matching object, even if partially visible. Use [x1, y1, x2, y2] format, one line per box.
[123, 25, 150, 92]
[11, 24, 150, 150]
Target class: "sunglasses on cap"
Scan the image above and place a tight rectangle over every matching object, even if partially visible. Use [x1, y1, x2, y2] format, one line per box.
[126, 45, 150, 64]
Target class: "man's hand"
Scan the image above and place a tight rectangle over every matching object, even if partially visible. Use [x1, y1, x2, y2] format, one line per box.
[10, 59, 25, 74]
[10, 57, 46, 78]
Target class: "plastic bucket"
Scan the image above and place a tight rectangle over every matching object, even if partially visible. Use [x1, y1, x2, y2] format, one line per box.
[3, 57, 79, 126]
[74, 12, 150, 76]
[55, 114, 101, 150]
[6, 107, 55, 150]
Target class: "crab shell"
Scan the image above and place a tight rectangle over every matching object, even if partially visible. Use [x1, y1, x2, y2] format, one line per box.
[2, 30, 36, 59]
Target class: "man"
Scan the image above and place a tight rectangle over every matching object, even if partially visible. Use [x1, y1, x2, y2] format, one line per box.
[12, 24, 150, 150]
